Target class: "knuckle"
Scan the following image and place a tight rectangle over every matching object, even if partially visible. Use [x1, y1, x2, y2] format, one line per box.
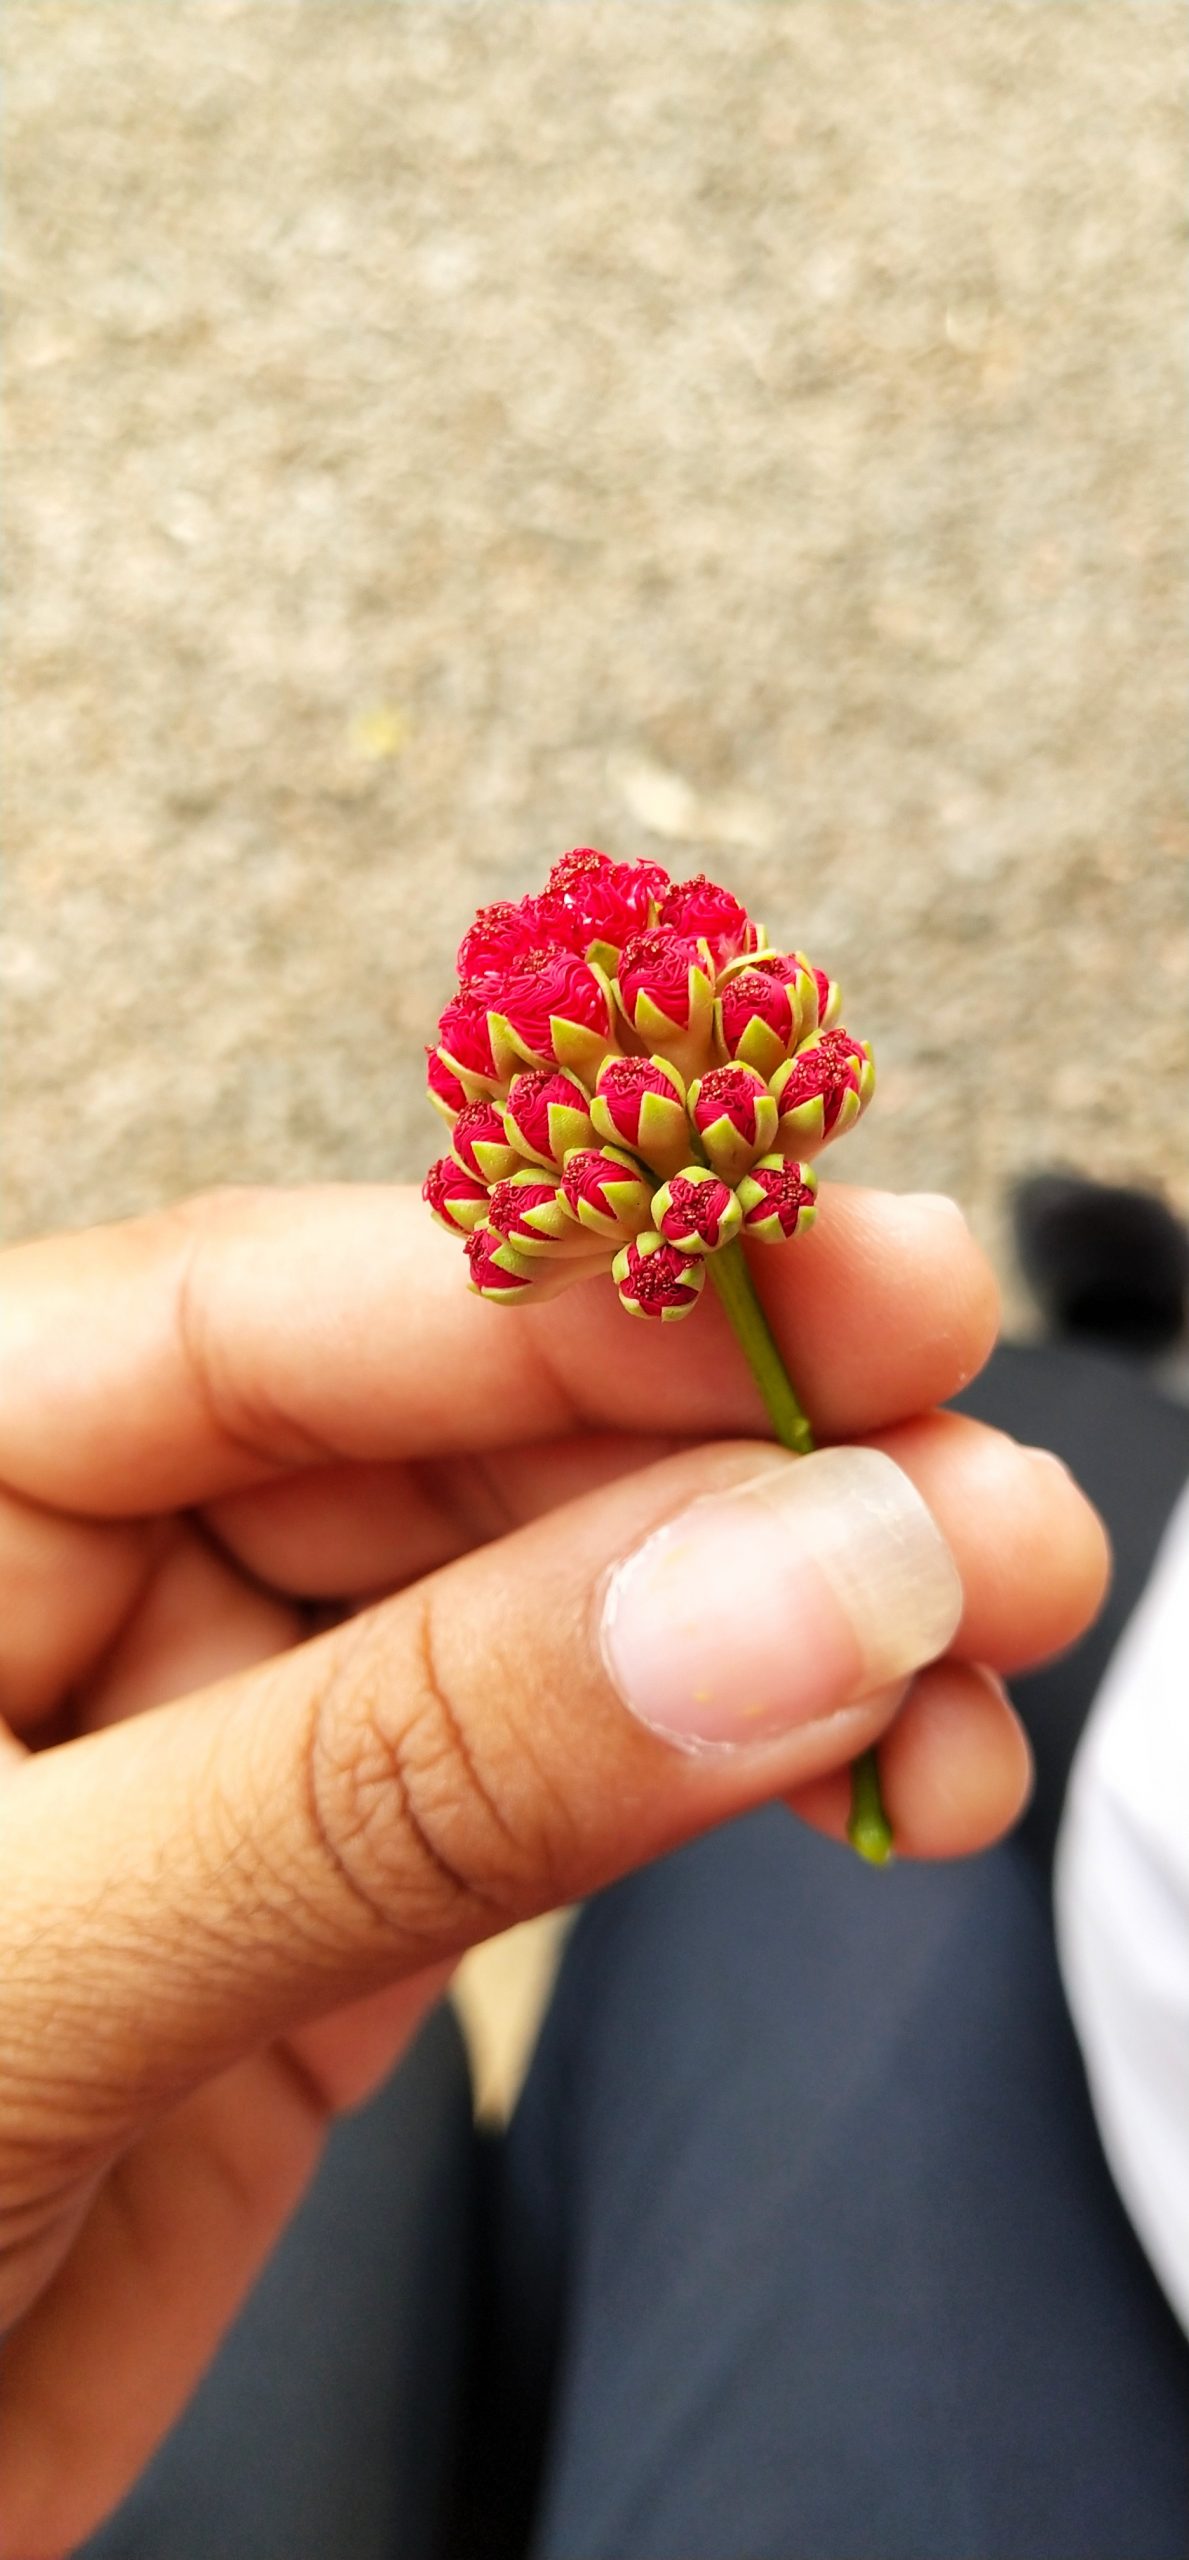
[304, 1598, 562, 1950]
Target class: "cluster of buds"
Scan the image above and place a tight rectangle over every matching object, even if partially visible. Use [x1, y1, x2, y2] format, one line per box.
[424, 849, 873, 1322]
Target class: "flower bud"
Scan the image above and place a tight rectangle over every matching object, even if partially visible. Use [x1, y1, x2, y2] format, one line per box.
[687, 1063, 778, 1182]
[811, 964, 842, 1032]
[771, 1029, 875, 1156]
[456, 895, 558, 981]
[615, 930, 716, 1080]
[560, 1147, 655, 1241]
[650, 1167, 743, 1257]
[612, 1232, 708, 1323]
[659, 873, 759, 967]
[735, 1155, 819, 1244]
[423, 1155, 492, 1237]
[544, 848, 670, 971]
[426, 1045, 469, 1124]
[485, 1172, 592, 1257]
[502, 1068, 595, 1170]
[472, 947, 615, 1084]
[464, 1226, 540, 1301]
[715, 953, 819, 1080]
[450, 1099, 525, 1186]
[436, 992, 501, 1100]
[590, 1054, 692, 1179]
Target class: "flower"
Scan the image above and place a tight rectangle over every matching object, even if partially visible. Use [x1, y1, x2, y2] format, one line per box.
[544, 849, 669, 969]
[450, 1099, 525, 1186]
[423, 1155, 492, 1236]
[735, 1156, 819, 1243]
[484, 1172, 591, 1255]
[650, 1168, 743, 1256]
[716, 953, 819, 1080]
[612, 1232, 708, 1322]
[772, 1029, 875, 1155]
[426, 850, 873, 1321]
[502, 1068, 595, 1169]
[687, 1063, 779, 1181]
[615, 930, 716, 1079]
[659, 873, 759, 967]
[590, 1054, 691, 1178]
[472, 947, 614, 1083]
[560, 1147, 655, 1241]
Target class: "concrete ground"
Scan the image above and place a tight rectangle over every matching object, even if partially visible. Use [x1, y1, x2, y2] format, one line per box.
[3, 3, 1187, 2097]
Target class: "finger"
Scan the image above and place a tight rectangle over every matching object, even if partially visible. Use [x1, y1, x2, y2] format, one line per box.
[204, 1415, 1107, 1689]
[787, 1661, 1033, 1858]
[867, 1412, 1111, 1672]
[1, 1969, 452, 2557]
[0, 1183, 997, 1513]
[0, 1486, 155, 1731]
[78, 1523, 302, 1732]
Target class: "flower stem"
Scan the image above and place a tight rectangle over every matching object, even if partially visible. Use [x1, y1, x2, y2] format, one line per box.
[708, 1240, 893, 1866]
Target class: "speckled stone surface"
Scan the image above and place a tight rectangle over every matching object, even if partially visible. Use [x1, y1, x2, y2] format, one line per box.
[4, 1, 1186, 1324]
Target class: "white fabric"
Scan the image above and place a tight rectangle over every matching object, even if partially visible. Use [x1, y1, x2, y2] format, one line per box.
[1056, 1477, 1189, 2337]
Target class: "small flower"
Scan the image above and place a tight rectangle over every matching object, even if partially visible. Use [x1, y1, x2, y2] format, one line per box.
[456, 896, 558, 980]
[612, 1231, 708, 1322]
[450, 1098, 525, 1186]
[590, 1053, 691, 1178]
[771, 1029, 875, 1155]
[544, 848, 670, 969]
[436, 991, 500, 1097]
[812, 966, 842, 1032]
[423, 1155, 492, 1237]
[615, 929, 716, 1078]
[687, 1062, 779, 1181]
[560, 1146, 655, 1241]
[650, 1167, 743, 1256]
[472, 947, 615, 1084]
[716, 953, 819, 1080]
[735, 1155, 819, 1243]
[426, 1045, 469, 1122]
[485, 1171, 590, 1256]
[659, 873, 759, 967]
[502, 1068, 596, 1169]
[464, 1226, 539, 1300]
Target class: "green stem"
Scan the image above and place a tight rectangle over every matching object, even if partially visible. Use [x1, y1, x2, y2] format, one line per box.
[709, 1240, 893, 1867]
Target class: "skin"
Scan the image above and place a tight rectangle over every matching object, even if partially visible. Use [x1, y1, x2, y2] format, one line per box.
[0, 1181, 1108, 2558]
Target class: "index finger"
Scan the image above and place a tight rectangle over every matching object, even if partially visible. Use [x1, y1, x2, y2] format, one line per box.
[0, 1183, 996, 1514]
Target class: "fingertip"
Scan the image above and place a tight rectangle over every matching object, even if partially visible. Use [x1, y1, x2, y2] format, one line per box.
[787, 1661, 1033, 1861]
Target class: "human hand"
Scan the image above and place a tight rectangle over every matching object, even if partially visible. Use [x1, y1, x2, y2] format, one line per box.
[0, 1183, 1106, 2555]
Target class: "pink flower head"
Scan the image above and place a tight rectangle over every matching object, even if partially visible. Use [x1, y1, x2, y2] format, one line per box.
[650, 1168, 742, 1257]
[813, 965, 842, 1032]
[544, 848, 670, 965]
[456, 895, 557, 981]
[717, 952, 818, 1079]
[502, 1067, 595, 1170]
[485, 1172, 586, 1256]
[423, 1155, 492, 1236]
[450, 1098, 524, 1186]
[615, 929, 716, 1078]
[590, 1053, 690, 1177]
[688, 1062, 779, 1181]
[772, 1028, 875, 1156]
[464, 1225, 538, 1300]
[436, 990, 499, 1093]
[426, 1044, 468, 1122]
[560, 1145, 654, 1241]
[612, 1231, 707, 1323]
[474, 946, 614, 1082]
[735, 1155, 819, 1244]
[659, 873, 758, 967]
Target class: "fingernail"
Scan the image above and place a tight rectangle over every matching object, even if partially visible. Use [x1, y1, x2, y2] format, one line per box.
[601, 1447, 964, 1749]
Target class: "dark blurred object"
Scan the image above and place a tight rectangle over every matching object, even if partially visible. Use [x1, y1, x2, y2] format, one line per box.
[1014, 1174, 1189, 1356]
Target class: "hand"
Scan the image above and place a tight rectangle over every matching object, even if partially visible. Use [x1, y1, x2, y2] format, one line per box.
[0, 1183, 1106, 2556]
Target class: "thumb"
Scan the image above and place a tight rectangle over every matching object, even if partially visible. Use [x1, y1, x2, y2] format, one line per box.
[0, 1443, 960, 2147]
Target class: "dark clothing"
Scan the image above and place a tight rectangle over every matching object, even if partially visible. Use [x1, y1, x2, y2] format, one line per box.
[83, 1347, 1189, 2560]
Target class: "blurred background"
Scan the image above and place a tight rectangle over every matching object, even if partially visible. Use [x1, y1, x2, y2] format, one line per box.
[4, 0, 1186, 1328]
